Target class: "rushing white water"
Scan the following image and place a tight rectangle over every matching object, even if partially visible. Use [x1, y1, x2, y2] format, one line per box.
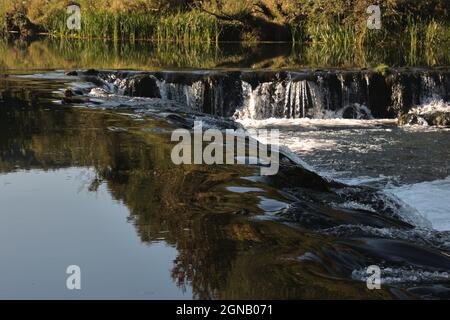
[237, 117, 394, 129]
[156, 79, 205, 112]
[237, 101, 450, 232]
[409, 99, 450, 115]
[235, 80, 373, 120]
[92, 69, 449, 123]
[352, 267, 450, 284]
[386, 177, 450, 231]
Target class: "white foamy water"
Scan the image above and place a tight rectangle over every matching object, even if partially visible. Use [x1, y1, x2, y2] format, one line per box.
[237, 117, 395, 129]
[386, 177, 450, 231]
[238, 114, 450, 232]
[237, 118, 396, 155]
[410, 99, 450, 115]
[352, 267, 450, 284]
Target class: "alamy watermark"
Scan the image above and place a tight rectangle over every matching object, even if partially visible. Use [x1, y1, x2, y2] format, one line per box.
[367, 5, 382, 30]
[67, 5, 81, 30]
[366, 265, 381, 290]
[66, 265, 81, 290]
[171, 121, 280, 176]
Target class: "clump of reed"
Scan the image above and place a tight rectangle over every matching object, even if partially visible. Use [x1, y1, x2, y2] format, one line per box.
[306, 21, 357, 50]
[156, 11, 221, 45]
[42, 8, 222, 44]
[404, 17, 450, 65]
[0, 0, 9, 35]
[44, 9, 157, 41]
[287, 13, 450, 68]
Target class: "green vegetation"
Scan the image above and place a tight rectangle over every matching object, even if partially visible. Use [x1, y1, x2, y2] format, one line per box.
[44, 8, 222, 44]
[0, 0, 233, 44]
[156, 11, 221, 45]
[0, 0, 449, 57]
[373, 63, 390, 76]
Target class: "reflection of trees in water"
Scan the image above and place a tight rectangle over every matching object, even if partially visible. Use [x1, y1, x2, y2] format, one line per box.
[3, 38, 448, 71]
[0, 84, 393, 299]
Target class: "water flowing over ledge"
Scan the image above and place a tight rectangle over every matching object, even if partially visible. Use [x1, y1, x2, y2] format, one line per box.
[79, 68, 450, 121]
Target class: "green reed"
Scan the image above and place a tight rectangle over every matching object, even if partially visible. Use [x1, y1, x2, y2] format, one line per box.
[42, 8, 221, 44]
[0, 0, 8, 35]
[156, 11, 221, 45]
[45, 10, 157, 41]
[306, 21, 357, 50]
[287, 14, 450, 68]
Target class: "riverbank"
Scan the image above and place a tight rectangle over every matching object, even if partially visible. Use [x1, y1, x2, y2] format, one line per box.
[1, 1, 449, 50]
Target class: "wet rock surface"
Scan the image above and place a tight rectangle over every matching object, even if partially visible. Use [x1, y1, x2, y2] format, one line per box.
[399, 112, 450, 127]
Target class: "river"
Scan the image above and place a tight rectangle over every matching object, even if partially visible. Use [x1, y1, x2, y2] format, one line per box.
[1, 39, 450, 299]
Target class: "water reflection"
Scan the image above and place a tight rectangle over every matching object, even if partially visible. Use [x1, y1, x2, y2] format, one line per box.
[0, 168, 189, 299]
[0, 37, 448, 71]
[0, 76, 396, 299]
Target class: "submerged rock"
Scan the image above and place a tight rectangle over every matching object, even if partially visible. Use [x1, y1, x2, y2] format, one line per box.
[398, 113, 429, 126]
[398, 112, 450, 127]
[84, 69, 99, 76]
[349, 238, 450, 271]
[265, 163, 331, 192]
[279, 200, 413, 230]
[65, 70, 78, 76]
[423, 112, 450, 127]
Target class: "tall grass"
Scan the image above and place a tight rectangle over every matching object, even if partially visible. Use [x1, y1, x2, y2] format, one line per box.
[43, 8, 222, 44]
[405, 18, 450, 49]
[44, 9, 157, 41]
[407, 17, 420, 60]
[2, 1, 449, 54]
[404, 18, 450, 65]
[290, 21, 306, 43]
[156, 11, 221, 45]
[0, 0, 8, 35]
[306, 21, 357, 50]
[288, 15, 450, 68]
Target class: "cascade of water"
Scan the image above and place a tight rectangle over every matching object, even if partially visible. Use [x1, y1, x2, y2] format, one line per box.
[156, 79, 205, 112]
[306, 80, 326, 118]
[420, 73, 445, 103]
[236, 79, 329, 119]
[98, 69, 449, 121]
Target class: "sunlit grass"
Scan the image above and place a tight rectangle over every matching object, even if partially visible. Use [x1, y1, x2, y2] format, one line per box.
[41, 8, 223, 44]
[156, 11, 221, 45]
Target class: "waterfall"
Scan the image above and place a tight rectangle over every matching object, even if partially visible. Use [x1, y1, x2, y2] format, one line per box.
[420, 73, 446, 103]
[156, 79, 205, 112]
[235, 79, 328, 119]
[97, 69, 450, 120]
